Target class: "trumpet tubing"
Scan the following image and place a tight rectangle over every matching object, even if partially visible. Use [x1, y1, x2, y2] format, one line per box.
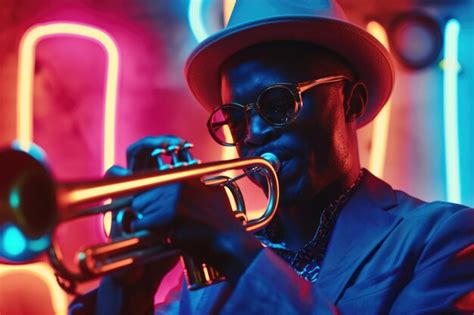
[0, 148, 280, 291]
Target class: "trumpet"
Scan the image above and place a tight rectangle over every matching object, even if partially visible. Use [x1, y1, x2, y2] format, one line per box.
[0, 147, 279, 292]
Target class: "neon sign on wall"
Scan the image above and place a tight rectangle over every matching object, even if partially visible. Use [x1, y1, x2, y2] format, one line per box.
[16, 22, 120, 172]
[1, 21, 121, 315]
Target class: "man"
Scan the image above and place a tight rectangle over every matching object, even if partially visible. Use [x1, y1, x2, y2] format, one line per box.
[70, 0, 474, 314]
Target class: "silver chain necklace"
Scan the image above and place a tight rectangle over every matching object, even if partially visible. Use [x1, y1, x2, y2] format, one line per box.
[257, 169, 365, 282]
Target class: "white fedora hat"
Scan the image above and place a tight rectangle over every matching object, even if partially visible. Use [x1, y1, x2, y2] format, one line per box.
[185, 0, 395, 127]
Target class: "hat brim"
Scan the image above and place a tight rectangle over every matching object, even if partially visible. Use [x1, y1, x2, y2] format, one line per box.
[185, 16, 395, 128]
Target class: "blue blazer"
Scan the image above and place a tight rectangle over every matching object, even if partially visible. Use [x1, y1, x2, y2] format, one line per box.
[72, 172, 474, 314]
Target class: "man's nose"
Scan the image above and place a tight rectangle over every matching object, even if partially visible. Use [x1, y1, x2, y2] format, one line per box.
[244, 112, 277, 146]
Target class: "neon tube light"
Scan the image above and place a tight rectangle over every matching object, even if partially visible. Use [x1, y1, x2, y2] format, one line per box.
[6, 22, 121, 313]
[188, 0, 209, 42]
[443, 19, 461, 203]
[366, 21, 393, 179]
[221, 127, 238, 210]
[189, 0, 236, 42]
[16, 22, 120, 172]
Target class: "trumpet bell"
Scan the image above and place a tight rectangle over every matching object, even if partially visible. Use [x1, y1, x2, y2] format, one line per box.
[0, 150, 57, 239]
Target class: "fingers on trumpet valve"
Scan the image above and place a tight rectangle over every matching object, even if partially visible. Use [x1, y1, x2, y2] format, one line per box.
[151, 141, 200, 170]
[118, 140, 200, 233]
[126, 135, 186, 170]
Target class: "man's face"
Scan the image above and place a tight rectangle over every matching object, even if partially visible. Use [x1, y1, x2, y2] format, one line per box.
[219, 43, 358, 206]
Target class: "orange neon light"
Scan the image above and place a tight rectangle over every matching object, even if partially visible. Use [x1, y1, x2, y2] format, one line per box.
[103, 199, 113, 237]
[222, 126, 238, 161]
[367, 21, 393, 179]
[211, 123, 238, 211]
[223, 0, 237, 27]
[6, 22, 121, 313]
[16, 22, 120, 172]
[0, 262, 69, 314]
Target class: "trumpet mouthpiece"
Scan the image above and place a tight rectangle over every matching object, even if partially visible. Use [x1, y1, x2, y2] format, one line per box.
[260, 152, 280, 173]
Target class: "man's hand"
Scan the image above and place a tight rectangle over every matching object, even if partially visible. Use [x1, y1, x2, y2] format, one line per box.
[94, 135, 264, 315]
[96, 166, 179, 315]
[105, 166, 179, 287]
[125, 135, 263, 284]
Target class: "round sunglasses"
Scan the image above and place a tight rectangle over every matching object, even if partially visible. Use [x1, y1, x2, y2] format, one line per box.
[207, 74, 351, 146]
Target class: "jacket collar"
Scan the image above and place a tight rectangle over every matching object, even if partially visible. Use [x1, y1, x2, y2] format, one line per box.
[316, 170, 402, 303]
[195, 171, 402, 307]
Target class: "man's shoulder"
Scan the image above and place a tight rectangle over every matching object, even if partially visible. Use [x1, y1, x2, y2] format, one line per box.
[362, 170, 471, 219]
[391, 189, 471, 221]
[386, 188, 473, 245]
[364, 171, 472, 235]
[338, 175, 473, 313]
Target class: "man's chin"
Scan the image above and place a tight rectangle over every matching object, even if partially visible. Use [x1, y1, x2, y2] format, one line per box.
[277, 184, 300, 207]
[277, 176, 312, 207]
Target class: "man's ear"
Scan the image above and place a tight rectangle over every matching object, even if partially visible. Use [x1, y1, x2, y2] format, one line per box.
[344, 82, 368, 123]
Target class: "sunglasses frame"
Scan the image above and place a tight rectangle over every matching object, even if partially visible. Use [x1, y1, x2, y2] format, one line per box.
[208, 74, 352, 146]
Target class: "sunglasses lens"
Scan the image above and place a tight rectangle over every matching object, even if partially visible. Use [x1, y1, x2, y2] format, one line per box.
[258, 86, 298, 124]
[209, 105, 246, 145]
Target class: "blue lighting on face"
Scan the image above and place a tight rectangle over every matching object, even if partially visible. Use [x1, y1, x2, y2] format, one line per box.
[2, 225, 27, 257]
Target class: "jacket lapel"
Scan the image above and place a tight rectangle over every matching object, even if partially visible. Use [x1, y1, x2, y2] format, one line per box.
[316, 171, 402, 304]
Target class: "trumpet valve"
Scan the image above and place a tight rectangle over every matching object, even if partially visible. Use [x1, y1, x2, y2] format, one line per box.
[151, 148, 173, 170]
[167, 145, 187, 168]
[182, 142, 200, 165]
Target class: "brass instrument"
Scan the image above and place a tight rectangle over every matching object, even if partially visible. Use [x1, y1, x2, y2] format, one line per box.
[0, 147, 279, 291]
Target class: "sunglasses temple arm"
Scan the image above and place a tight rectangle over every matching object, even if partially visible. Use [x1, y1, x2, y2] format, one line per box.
[297, 75, 350, 93]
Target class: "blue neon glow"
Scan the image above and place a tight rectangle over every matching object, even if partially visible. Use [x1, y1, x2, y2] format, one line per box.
[2, 225, 27, 256]
[443, 19, 461, 203]
[28, 235, 50, 252]
[188, 0, 209, 42]
[11, 139, 47, 163]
